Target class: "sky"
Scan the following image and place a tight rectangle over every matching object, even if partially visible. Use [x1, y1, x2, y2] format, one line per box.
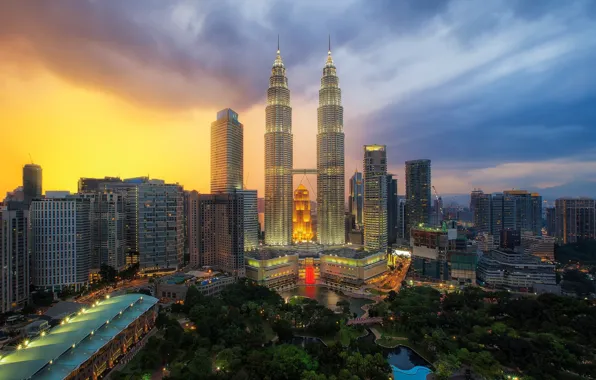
[1, 0, 596, 199]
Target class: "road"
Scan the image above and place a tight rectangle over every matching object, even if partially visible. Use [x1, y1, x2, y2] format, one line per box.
[76, 278, 150, 304]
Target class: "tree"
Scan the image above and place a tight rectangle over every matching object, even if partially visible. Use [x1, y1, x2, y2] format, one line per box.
[270, 345, 318, 379]
[184, 285, 203, 311]
[272, 318, 294, 342]
[99, 264, 117, 283]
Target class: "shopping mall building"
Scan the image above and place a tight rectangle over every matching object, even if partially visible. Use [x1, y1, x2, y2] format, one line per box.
[245, 243, 388, 292]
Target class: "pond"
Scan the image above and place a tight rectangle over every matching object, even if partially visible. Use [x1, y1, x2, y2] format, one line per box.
[279, 285, 373, 317]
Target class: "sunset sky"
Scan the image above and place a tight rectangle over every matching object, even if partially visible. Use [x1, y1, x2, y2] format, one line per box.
[1, 0, 596, 199]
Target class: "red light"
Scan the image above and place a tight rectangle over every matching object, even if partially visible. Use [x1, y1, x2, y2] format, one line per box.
[305, 266, 315, 285]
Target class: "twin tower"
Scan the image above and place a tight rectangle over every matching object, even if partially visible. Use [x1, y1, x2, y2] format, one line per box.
[265, 40, 345, 246]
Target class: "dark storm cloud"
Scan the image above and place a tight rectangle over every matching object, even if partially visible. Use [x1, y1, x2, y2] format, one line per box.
[352, 50, 596, 171]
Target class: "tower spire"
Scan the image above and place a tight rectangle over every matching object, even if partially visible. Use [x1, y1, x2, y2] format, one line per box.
[277, 34, 280, 52]
[328, 34, 331, 53]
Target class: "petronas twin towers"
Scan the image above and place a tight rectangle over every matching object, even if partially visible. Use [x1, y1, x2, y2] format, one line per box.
[265, 38, 345, 246]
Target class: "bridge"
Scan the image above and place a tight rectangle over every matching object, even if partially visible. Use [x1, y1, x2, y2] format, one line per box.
[346, 317, 383, 326]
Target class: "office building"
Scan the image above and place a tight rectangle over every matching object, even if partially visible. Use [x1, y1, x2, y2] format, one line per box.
[317, 42, 345, 246]
[264, 44, 293, 246]
[470, 188, 484, 215]
[293, 184, 313, 243]
[0, 203, 30, 313]
[363, 145, 388, 253]
[397, 197, 406, 240]
[349, 171, 363, 228]
[520, 231, 555, 262]
[405, 159, 431, 237]
[211, 108, 243, 193]
[554, 198, 596, 244]
[500, 229, 521, 250]
[387, 174, 398, 246]
[78, 177, 122, 192]
[471, 190, 491, 234]
[545, 207, 556, 237]
[490, 193, 515, 243]
[409, 224, 457, 280]
[106, 178, 184, 271]
[81, 190, 126, 270]
[23, 163, 42, 205]
[238, 189, 258, 251]
[195, 193, 245, 277]
[185, 190, 200, 267]
[504, 190, 542, 235]
[477, 249, 556, 290]
[31, 196, 91, 291]
[0, 294, 158, 380]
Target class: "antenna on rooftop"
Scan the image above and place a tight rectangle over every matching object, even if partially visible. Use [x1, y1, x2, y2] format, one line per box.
[28, 153, 34, 164]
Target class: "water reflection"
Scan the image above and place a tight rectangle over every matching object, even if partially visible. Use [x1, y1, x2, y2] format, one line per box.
[279, 286, 373, 317]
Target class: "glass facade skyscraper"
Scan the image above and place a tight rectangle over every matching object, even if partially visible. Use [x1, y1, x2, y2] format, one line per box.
[405, 159, 431, 237]
[23, 164, 42, 205]
[317, 44, 345, 246]
[349, 171, 363, 228]
[211, 108, 243, 193]
[363, 145, 387, 253]
[264, 46, 293, 245]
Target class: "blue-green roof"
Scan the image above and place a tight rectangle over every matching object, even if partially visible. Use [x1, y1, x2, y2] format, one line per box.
[0, 294, 158, 380]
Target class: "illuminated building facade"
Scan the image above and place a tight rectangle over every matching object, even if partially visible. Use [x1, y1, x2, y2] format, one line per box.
[211, 108, 243, 193]
[245, 245, 388, 292]
[317, 41, 345, 246]
[363, 145, 388, 253]
[293, 184, 313, 242]
[554, 198, 596, 244]
[405, 159, 431, 238]
[265, 45, 293, 246]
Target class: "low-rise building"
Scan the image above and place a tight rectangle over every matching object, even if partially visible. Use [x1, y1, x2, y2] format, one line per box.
[319, 247, 387, 291]
[155, 271, 235, 302]
[520, 232, 555, 262]
[245, 250, 299, 291]
[476, 249, 556, 290]
[0, 294, 158, 380]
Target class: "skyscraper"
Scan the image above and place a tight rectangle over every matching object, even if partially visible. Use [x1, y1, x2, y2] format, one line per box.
[0, 203, 30, 313]
[503, 190, 543, 235]
[211, 109, 243, 193]
[349, 171, 363, 228]
[195, 193, 245, 277]
[555, 198, 596, 244]
[472, 191, 492, 234]
[405, 159, 431, 236]
[363, 145, 387, 253]
[264, 43, 293, 246]
[317, 39, 345, 246]
[80, 190, 126, 270]
[386, 174, 398, 245]
[31, 196, 91, 292]
[470, 188, 484, 215]
[186, 190, 200, 267]
[238, 189, 259, 251]
[23, 163, 42, 205]
[293, 184, 313, 242]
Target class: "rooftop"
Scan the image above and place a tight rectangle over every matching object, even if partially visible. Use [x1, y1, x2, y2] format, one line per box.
[0, 294, 158, 380]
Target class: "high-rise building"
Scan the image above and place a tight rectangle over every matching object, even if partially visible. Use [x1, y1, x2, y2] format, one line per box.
[405, 159, 431, 237]
[238, 190, 258, 251]
[349, 171, 364, 228]
[293, 184, 313, 243]
[504, 190, 543, 235]
[317, 42, 345, 246]
[264, 44, 293, 246]
[363, 145, 387, 253]
[23, 164, 42, 205]
[386, 174, 398, 246]
[490, 193, 516, 243]
[397, 197, 406, 240]
[31, 196, 91, 291]
[545, 207, 556, 237]
[555, 198, 596, 244]
[186, 190, 200, 268]
[106, 178, 184, 271]
[0, 203, 30, 313]
[500, 229, 521, 250]
[211, 109, 243, 193]
[80, 190, 126, 270]
[470, 188, 484, 215]
[196, 193, 245, 277]
[472, 191, 492, 234]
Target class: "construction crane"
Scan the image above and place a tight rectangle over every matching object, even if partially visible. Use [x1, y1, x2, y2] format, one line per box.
[432, 185, 444, 218]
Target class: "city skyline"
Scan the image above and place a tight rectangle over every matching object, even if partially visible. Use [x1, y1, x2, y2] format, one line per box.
[2, 1, 596, 199]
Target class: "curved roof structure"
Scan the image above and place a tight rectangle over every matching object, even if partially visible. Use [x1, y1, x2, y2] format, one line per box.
[0, 294, 158, 380]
